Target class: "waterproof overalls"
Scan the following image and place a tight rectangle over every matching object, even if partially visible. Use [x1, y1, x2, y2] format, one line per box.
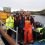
[24, 20, 33, 43]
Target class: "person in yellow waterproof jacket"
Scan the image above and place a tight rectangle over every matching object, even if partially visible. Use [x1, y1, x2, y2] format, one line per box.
[5, 15, 14, 36]
[1, 15, 14, 45]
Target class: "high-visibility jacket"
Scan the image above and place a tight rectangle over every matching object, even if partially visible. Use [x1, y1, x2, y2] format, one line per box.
[5, 16, 14, 30]
[36, 28, 43, 32]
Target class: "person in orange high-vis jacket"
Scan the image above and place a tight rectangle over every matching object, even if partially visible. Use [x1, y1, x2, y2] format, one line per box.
[24, 16, 33, 44]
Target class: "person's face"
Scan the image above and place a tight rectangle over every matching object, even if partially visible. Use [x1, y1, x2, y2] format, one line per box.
[25, 16, 27, 20]
[29, 16, 30, 20]
[11, 15, 13, 17]
[19, 16, 21, 20]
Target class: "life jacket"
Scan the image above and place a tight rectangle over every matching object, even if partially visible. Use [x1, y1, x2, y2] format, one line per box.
[36, 28, 43, 32]
[5, 16, 14, 30]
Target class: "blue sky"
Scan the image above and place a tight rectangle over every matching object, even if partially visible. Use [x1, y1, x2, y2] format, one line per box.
[0, 0, 45, 11]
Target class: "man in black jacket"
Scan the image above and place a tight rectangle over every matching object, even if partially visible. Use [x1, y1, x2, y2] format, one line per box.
[18, 15, 25, 42]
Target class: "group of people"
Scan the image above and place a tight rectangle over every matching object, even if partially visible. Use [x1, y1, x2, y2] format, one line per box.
[2, 12, 45, 45]
[5, 12, 35, 45]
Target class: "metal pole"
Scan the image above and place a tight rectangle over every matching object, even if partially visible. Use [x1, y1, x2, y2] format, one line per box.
[16, 27, 18, 45]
